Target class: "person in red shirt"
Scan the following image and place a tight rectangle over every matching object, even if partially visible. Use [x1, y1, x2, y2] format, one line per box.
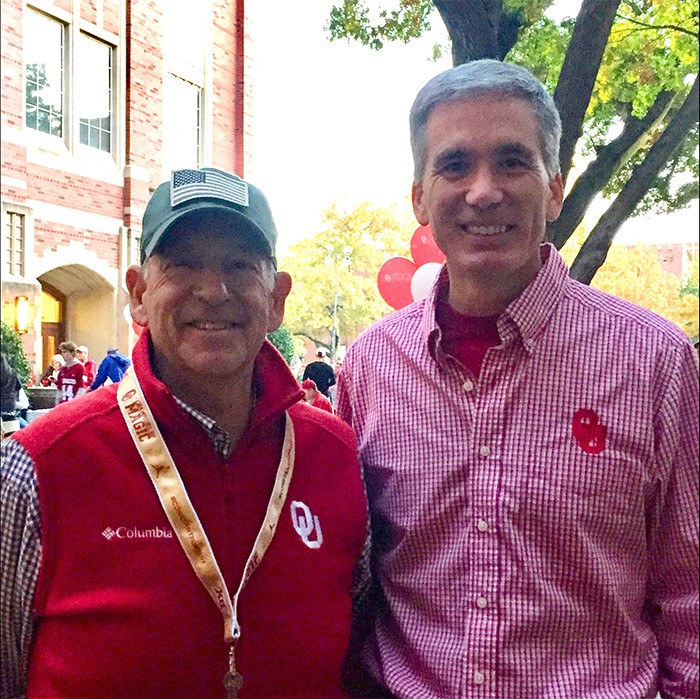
[301, 379, 334, 413]
[55, 342, 87, 404]
[337, 60, 698, 698]
[76, 345, 98, 386]
[1, 167, 367, 698]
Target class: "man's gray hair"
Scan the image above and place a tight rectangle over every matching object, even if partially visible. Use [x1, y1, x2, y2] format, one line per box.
[409, 59, 562, 181]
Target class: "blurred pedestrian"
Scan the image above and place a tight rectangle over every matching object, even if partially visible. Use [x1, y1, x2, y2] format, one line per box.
[55, 342, 87, 404]
[40, 354, 64, 386]
[301, 379, 333, 413]
[76, 345, 98, 386]
[88, 348, 131, 391]
[302, 348, 336, 398]
[1, 354, 22, 438]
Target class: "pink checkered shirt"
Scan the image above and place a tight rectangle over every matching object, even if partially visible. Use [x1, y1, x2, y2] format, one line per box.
[337, 244, 699, 699]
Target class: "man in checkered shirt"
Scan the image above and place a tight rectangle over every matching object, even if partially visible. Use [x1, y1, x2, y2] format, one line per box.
[337, 60, 698, 698]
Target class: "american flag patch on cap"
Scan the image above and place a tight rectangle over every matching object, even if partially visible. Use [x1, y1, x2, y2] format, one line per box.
[170, 168, 249, 208]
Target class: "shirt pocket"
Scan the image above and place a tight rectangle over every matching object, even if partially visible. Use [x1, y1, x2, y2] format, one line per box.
[507, 449, 648, 587]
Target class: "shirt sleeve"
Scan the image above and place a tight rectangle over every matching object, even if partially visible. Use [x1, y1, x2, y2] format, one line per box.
[648, 342, 699, 699]
[1, 438, 42, 699]
[335, 370, 353, 427]
[85, 361, 97, 386]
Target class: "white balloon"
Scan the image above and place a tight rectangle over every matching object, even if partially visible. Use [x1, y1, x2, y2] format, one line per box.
[410, 262, 442, 301]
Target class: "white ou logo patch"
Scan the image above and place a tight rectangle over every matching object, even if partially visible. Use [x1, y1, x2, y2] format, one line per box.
[290, 501, 323, 549]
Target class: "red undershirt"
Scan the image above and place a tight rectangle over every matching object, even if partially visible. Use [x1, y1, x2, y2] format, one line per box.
[436, 297, 501, 378]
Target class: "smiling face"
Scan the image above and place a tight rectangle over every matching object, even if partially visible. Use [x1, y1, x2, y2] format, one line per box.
[412, 96, 563, 301]
[126, 220, 291, 392]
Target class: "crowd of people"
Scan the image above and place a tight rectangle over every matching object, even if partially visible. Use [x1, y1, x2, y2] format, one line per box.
[1, 60, 697, 699]
[0, 344, 133, 437]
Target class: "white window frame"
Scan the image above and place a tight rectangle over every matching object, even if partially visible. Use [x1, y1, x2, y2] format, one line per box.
[2, 203, 35, 282]
[23, 2, 125, 178]
[161, 0, 213, 180]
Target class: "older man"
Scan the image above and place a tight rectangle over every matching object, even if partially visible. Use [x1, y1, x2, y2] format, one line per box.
[338, 60, 698, 698]
[76, 345, 98, 386]
[1, 167, 367, 698]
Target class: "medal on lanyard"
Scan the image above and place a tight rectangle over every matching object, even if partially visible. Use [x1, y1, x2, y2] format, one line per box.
[118, 368, 295, 698]
[223, 640, 243, 698]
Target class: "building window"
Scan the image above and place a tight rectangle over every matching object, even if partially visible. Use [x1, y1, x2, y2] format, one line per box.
[162, 1, 207, 178]
[162, 73, 202, 175]
[78, 34, 112, 152]
[5, 212, 25, 276]
[25, 10, 64, 137]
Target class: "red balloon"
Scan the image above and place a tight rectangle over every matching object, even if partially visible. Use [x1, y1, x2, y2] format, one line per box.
[131, 320, 145, 336]
[377, 257, 418, 310]
[410, 224, 445, 267]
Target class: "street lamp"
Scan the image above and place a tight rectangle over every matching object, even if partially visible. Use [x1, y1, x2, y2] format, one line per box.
[325, 244, 352, 362]
[331, 291, 339, 361]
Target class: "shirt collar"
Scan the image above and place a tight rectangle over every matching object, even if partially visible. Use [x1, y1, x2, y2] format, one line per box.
[423, 243, 571, 360]
[132, 331, 304, 455]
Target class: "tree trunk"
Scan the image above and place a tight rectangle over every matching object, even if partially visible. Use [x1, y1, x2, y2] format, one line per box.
[548, 90, 676, 249]
[434, 0, 500, 63]
[554, 0, 622, 186]
[569, 75, 699, 285]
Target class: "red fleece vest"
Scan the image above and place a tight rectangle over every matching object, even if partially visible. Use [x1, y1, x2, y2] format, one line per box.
[17, 336, 367, 698]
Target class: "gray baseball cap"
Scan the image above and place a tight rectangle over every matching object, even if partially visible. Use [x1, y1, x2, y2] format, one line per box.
[140, 167, 278, 263]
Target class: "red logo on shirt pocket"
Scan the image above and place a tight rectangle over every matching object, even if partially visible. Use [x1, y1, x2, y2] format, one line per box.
[572, 408, 607, 454]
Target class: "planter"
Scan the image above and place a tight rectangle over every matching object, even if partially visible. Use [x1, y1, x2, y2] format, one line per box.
[27, 386, 57, 410]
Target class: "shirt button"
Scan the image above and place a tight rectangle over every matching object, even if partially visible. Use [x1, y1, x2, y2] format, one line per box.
[462, 379, 474, 392]
[479, 445, 490, 457]
[476, 596, 488, 609]
[473, 671, 485, 685]
[477, 519, 489, 532]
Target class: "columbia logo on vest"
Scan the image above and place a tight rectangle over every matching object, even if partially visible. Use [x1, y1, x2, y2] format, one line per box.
[102, 526, 174, 540]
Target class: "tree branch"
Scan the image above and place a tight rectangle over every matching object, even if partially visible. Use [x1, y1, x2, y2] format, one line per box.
[569, 75, 699, 284]
[292, 331, 331, 352]
[547, 89, 675, 249]
[616, 14, 699, 38]
[554, 0, 622, 186]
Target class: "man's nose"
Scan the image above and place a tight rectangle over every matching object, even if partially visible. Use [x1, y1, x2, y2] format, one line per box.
[464, 165, 503, 209]
[192, 269, 232, 303]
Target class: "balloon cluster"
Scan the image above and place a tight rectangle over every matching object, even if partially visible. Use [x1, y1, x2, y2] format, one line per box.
[377, 224, 445, 310]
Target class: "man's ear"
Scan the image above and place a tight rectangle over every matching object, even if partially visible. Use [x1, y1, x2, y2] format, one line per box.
[412, 181, 429, 226]
[267, 271, 293, 333]
[546, 173, 564, 222]
[125, 265, 149, 327]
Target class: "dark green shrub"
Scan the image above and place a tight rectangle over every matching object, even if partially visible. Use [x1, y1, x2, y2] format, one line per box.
[1, 321, 32, 389]
[267, 325, 296, 365]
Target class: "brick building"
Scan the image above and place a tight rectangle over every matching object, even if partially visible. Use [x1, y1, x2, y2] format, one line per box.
[1, 0, 253, 380]
[655, 242, 699, 279]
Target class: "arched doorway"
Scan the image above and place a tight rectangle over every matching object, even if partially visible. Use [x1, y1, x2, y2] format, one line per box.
[38, 264, 117, 371]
